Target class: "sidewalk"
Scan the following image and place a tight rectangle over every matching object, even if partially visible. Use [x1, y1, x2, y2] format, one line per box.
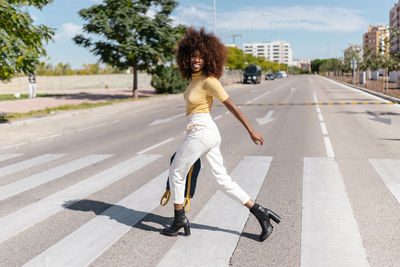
[0, 87, 155, 114]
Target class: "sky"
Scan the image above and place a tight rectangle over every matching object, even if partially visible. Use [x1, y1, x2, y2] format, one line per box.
[28, 0, 398, 68]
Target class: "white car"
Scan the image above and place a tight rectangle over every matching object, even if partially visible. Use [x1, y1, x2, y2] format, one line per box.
[279, 71, 288, 78]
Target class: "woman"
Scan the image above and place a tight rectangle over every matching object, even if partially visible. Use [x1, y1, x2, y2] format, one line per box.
[161, 27, 280, 242]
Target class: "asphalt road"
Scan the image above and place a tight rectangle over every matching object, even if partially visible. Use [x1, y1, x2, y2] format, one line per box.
[0, 75, 399, 266]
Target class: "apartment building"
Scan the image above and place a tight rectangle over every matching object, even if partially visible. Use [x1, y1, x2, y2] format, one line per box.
[390, 1, 400, 53]
[243, 41, 293, 66]
[363, 25, 390, 55]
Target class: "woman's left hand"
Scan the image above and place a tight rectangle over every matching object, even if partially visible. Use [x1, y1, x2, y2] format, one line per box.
[250, 130, 264, 146]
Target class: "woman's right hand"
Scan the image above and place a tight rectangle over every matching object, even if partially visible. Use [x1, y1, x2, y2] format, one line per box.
[250, 130, 264, 146]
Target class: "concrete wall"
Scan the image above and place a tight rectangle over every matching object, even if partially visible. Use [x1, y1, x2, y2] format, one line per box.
[0, 73, 152, 94]
[0, 70, 242, 94]
[389, 71, 400, 83]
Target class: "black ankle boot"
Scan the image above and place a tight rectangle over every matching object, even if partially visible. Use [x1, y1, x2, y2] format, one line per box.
[161, 208, 190, 237]
[250, 203, 281, 242]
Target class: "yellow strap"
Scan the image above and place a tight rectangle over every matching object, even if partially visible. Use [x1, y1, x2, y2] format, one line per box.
[183, 165, 194, 212]
[160, 190, 170, 206]
[184, 198, 190, 213]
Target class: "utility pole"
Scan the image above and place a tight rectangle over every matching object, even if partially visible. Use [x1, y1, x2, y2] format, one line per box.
[213, 0, 216, 35]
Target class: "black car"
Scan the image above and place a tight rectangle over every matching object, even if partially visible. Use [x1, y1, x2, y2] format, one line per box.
[265, 73, 275, 80]
[243, 64, 262, 84]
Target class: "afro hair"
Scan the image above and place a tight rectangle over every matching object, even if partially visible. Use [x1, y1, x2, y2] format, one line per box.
[176, 27, 227, 80]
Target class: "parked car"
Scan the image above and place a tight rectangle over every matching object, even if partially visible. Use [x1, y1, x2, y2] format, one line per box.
[243, 64, 262, 84]
[274, 72, 283, 79]
[279, 71, 288, 78]
[265, 73, 275, 80]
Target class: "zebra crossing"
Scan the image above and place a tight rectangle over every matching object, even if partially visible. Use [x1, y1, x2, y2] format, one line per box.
[0, 153, 399, 266]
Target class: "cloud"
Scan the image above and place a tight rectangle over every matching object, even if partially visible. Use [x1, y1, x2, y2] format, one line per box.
[174, 5, 367, 33]
[54, 23, 82, 41]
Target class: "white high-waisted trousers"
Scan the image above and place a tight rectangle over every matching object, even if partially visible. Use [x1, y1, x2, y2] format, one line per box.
[169, 113, 251, 205]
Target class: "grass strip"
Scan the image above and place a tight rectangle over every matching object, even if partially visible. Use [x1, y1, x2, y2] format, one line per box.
[0, 93, 70, 101]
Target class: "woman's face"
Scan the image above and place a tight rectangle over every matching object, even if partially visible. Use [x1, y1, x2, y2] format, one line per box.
[190, 50, 204, 73]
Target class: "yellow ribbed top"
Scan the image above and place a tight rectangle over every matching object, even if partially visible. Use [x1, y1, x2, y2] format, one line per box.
[183, 72, 229, 115]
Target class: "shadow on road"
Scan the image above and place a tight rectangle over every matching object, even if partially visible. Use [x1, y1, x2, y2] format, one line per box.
[63, 199, 259, 241]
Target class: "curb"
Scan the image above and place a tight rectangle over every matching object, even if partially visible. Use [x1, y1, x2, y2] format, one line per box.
[321, 75, 400, 104]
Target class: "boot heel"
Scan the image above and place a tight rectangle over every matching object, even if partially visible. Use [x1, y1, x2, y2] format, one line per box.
[269, 210, 281, 224]
[183, 224, 191, 236]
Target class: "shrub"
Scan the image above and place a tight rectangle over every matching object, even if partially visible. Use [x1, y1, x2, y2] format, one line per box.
[151, 65, 188, 94]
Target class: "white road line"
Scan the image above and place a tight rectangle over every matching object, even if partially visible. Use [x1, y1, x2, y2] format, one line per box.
[302, 157, 369, 267]
[0, 154, 22, 163]
[158, 156, 273, 267]
[37, 133, 63, 141]
[246, 100, 253, 104]
[225, 111, 230, 115]
[0, 154, 161, 244]
[1, 142, 29, 150]
[149, 113, 185, 126]
[323, 137, 335, 158]
[369, 159, 400, 205]
[313, 93, 318, 103]
[0, 154, 64, 179]
[213, 115, 222, 121]
[313, 92, 334, 157]
[25, 169, 168, 267]
[0, 154, 111, 201]
[137, 138, 174, 155]
[320, 122, 328, 135]
[79, 123, 110, 132]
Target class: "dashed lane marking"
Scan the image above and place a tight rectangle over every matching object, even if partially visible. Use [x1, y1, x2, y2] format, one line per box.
[236, 102, 394, 107]
[194, 102, 395, 108]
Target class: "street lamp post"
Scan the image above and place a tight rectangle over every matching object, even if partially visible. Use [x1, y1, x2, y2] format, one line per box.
[251, 13, 267, 43]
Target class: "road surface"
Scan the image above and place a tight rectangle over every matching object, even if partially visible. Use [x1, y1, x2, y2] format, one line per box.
[0, 75, 399, 266]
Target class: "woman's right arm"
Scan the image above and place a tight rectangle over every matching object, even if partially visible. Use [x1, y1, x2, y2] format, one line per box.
[222, 97, 264, 146]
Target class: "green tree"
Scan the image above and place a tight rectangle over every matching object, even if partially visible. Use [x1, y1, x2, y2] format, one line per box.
[343, 45, 362, 73]
[226, 47, 246, 70]
[0, 0, 54, 80]
[74, 0, 184, 97]
[319, 58, 343, 76]
[54, 62, 73, 76]
[311, 59, 327, 73]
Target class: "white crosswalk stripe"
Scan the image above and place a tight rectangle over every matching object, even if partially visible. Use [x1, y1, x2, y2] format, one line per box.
[0, 154, 64, 178]
[158, 156, 272, 267]
[1, 154, 399, 266]
[0, 153, 22, 163]
[369, 159, 400, 205]
[0, 154, 161, 244]
[25, 169, 168, 266]
[301, 157, 369, 267]
[0, 154, 111, 201]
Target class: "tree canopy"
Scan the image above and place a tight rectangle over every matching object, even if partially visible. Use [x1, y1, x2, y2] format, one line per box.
[0, 0, 54, 80]
[226, 46, 287, 73]
[73, 0, 185, 96]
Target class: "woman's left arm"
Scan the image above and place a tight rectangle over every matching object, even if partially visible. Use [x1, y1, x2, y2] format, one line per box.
[222, 97, 264, 146]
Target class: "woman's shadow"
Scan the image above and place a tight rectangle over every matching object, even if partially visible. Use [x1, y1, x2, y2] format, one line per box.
[63, 199, 259, 240]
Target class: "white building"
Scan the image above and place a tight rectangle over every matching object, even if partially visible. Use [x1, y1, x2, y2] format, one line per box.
[225, 44, 238, 48]
[243, 41, 293, 66]
[292, 59, 311, 71]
